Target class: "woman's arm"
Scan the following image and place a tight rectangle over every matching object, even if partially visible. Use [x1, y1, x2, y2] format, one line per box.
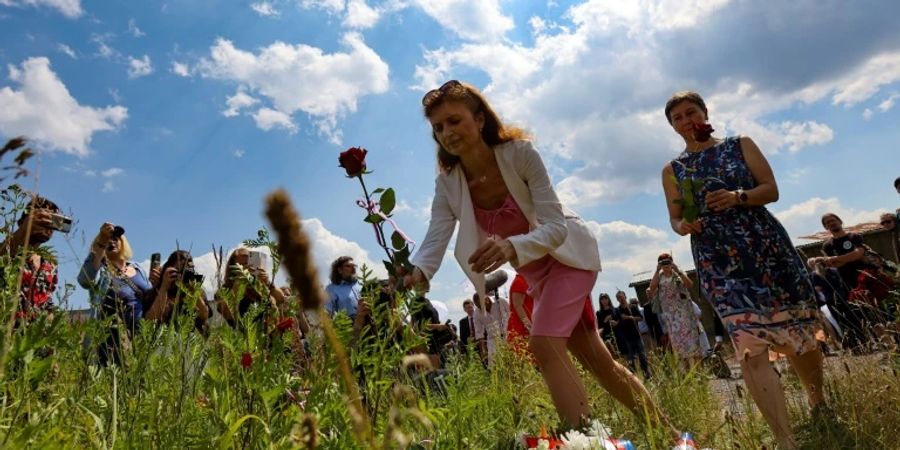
[706, 137, 779, 211]
[511, 292, 532, 331]
[504, 141, 568, 267]
[410, 178, 457, 283]
[144, 267, 176, 321]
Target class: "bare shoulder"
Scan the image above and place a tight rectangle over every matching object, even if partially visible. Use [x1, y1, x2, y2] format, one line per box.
[662, 161, 674, 176]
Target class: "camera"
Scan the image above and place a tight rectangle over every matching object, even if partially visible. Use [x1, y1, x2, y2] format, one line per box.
[659, 259, 673, 266]
[47, 212, 73, 233]
[183, 269, 205, 285]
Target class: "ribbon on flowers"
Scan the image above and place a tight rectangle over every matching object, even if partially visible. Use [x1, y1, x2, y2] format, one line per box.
[355, 199, 417, 250]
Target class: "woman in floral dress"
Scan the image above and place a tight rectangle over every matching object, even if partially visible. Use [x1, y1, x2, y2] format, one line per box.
[660, 91, 827, 450]
[647, 253, 701, 369]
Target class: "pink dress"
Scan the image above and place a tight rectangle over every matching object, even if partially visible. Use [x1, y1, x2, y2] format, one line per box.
[474, 194, 598, 338]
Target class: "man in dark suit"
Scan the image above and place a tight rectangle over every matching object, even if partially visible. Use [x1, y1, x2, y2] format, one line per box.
[458, 299, 476, 356]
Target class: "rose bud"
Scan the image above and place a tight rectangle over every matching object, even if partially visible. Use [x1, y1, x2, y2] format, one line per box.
[693, 123, 715, 142]
[338, 147, 368, 177]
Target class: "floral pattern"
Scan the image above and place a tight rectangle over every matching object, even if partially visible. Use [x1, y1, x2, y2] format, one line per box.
[18, 255, 57, 320]
[657, 274, 702, 358]
[672, 136, 819, 356]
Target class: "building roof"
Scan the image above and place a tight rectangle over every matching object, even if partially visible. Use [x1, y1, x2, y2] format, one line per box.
[798, 222, 887, 241]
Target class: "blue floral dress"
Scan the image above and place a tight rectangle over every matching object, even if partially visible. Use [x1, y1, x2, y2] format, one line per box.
[671, 136, 819, 357]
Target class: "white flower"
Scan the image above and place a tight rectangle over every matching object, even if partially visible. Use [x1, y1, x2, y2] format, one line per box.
[536, 438, 551, 450]
[584, 419, 613, 441]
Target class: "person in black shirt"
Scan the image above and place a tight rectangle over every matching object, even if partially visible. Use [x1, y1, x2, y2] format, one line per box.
[615, 291, 651, 379]
[821, 213, 868, 290]
[458, 299, 476, 356]
[595, 293, 619, 355]
[410, 295, 453, 367]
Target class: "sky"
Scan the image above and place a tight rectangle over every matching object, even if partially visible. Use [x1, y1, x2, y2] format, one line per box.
[1, 0, 898, 326]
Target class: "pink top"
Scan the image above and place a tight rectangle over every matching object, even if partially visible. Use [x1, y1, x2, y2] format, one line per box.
[473, 193, 597, 338]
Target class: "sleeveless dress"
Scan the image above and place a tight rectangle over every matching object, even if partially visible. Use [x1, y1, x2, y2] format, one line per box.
[656, 273, 702, 358]
[473, 194, 597, 338]
[671, 136, 819, 357]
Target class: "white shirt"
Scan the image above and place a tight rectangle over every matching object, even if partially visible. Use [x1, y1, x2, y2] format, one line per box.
[473, 297, 510, 364]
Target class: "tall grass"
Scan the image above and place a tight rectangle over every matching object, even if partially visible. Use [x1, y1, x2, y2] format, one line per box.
[1, 183, 898, 449]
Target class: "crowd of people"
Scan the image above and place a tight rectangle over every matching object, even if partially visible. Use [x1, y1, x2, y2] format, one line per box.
[3, 82, 899, 450]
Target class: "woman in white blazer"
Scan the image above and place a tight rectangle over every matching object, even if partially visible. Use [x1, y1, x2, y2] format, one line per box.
[409, 80, 677, 437]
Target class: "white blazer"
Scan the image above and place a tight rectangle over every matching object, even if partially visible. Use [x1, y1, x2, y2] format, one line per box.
[410, 139, 602, 298]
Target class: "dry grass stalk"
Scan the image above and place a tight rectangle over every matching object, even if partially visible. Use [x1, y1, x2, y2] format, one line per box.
[264, 189, 375, 448]
[264, 189, 324, 311]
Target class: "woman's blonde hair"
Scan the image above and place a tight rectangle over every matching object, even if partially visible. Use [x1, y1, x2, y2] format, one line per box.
[422, 80, 530, 172]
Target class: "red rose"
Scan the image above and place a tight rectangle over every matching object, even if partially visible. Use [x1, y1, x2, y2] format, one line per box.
[241, 352, 253, 368]
[339, 147, 368, 177]
[275, 317, 294, 332]
[693, 123, 715, 142]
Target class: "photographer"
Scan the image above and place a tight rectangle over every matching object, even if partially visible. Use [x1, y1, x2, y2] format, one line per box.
[144, 250, 210, 332]
[216, 247, 286, 329]
[1, 195, 67, 322]
[77, 223, 153, 366]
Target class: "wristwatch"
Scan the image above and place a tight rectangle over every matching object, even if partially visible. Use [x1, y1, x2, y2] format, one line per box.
[735, 188, 748, 204]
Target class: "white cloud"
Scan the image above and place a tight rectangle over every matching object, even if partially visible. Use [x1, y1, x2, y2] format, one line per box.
[773, 197, 889, 241]
[171, 61, 190, 77]
[412, 0, 513, 41]
[101, 167, 123, 177]
[863, 108, 874, 120]
[101, 180, 115, 193]
[127, 54, 153, 78]
[0, 0, 83, 18]
[252, 107, 297, 133]
[233, 148, 245, 158]
[343, 0, 379, 29]
[250, 1, 279, 17]
[300, 0, 345, 15]
[222, 89, 259, 117]
[877, 92, 900, 112]
[777, 121, 834, 153]
[830, 52, 900, 106]
[57, 43, 77, 59]
[0, 57, 127, 156]
[198, 33, 389, 141]
[784, 168, 809, 185]
[90, 34, 118, 59]
[127, 18, 145, 37]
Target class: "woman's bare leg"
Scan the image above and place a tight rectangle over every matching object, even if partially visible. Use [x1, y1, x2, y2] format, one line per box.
[529, 335, 591, 427]
[741, 351, 796, 449]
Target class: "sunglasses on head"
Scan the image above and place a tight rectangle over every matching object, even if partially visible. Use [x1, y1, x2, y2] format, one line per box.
[422, 80, 462, 106]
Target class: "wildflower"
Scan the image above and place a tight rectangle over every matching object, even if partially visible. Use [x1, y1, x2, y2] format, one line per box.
[241, 352, 253, 368]
[339, 147, 368, 177]
[276, 317, 294, 332]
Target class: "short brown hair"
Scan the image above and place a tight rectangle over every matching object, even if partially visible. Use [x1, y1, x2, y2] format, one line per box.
[821, 213, 842, 227]
[664, 91, 708, 124]
[423, 80, 530, 172]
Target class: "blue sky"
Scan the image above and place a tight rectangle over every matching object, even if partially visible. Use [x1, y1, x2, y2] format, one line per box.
[2, 0, 898, 325]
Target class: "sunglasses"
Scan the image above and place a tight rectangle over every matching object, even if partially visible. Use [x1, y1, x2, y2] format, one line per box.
[422, 80, 462, 106]
[882, 220, 895, 226]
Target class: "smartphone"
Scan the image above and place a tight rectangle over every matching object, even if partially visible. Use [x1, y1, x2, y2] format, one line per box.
[47, 212, 73, 234]
[150, 253, 161, 272]
[248, 250, 264, 270]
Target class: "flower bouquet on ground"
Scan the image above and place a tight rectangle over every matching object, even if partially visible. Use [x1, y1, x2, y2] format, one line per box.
[518, 421, 636, 450]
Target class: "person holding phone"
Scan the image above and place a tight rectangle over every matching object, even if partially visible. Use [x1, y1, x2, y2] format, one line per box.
[77, 222, 153, 366]
[216, 247, 285, 328]
[646, 254, 702, 370]
[144, 250, 210, 332]
[1, 194, 66, 322]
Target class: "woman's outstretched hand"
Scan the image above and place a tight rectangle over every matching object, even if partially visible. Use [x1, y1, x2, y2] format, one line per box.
[468, 238, 516, 274]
